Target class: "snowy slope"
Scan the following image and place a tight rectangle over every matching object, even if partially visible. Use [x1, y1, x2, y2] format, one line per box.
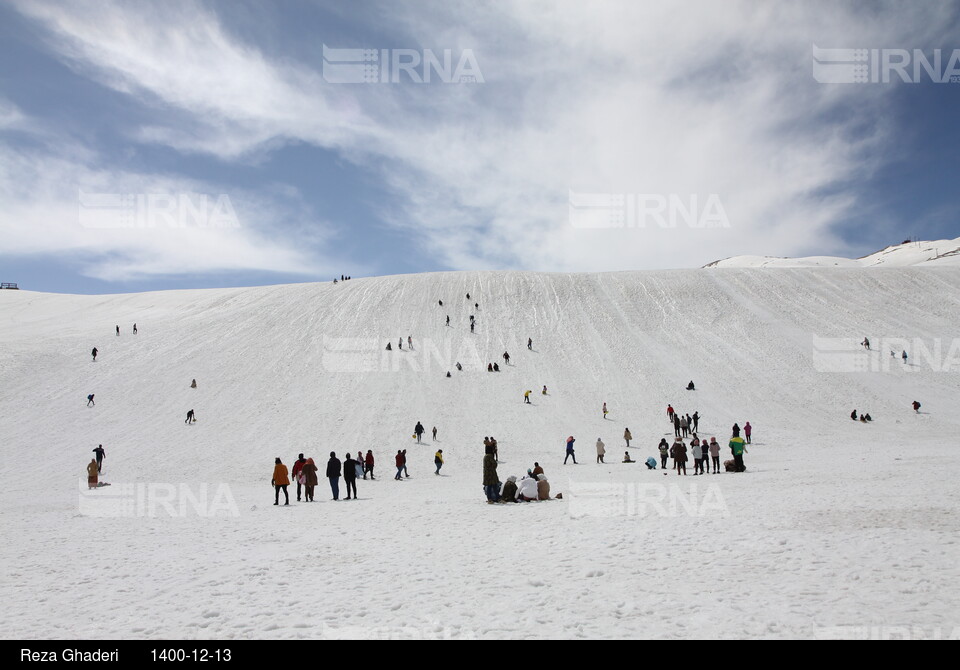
[706, 238, 960, 269]
[1, 269, 959, 640]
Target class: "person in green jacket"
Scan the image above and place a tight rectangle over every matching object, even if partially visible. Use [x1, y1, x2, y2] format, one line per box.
[729, 436, 747, 472]
[482, 453, 500, 503]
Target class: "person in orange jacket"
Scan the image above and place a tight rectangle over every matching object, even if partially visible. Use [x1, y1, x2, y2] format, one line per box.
[273, 458, 290, 506]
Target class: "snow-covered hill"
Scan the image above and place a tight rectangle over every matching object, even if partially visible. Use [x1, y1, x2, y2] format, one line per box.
[1, 269, 959, 639]
[706, 238, 960, 269]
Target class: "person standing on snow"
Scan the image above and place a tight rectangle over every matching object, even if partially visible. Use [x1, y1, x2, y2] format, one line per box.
[902, 350, 908, 364]
[912, 401, 921, 413]
[673, 413, 681, 438]
[116, 325, 120, 336]
[667, 404, 675, 422]
[692, 440, 703, 475]
[709, 438, 721, 473]
[602, 402, 608, 419]
[343, 453, 358, 500]
[596, 438, 606, 464]
[483, 451, 499, 503]
[402, 449, 410, 477]
[272, 458, 290, 506]
[542, 385, 548, 395]
[87, 458, 99, 490]
[91, 347, 98, 362]
[503, 351, 510, 365]
[394, 451, 405, 480]
[731, 422, 741, 438]
[470, 321, 475, 333]
[133, 323, 137, 334]
[87, 394, 95, 407]
[434, 450, 444, 475]
[729, 435, 747, 472]
[675, 440, 688, 476]
[564, 436, 577, 465]
[524, 390, 532, 404]
[407, 335, 413, 349]
[432, 426, 438, 441]
[528, 338, 533, 350]
[364, 450, 375, 480]
[680, 415, 689, 437]
[692, 411, 700, 433]
[658, 438, 670, 469]
[446, 315, 450, 326]
[92, 444, 105, 473]
[414, 421, 425, 443]
[744, 422, 753, 444]
[292, 453, 307, 501]
[624, 427, 632, 448]
[862, 337, 870, 350]
[326, 452, 342, 501]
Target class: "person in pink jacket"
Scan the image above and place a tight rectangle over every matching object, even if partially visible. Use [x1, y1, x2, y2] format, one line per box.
[744, 422, 753, 444]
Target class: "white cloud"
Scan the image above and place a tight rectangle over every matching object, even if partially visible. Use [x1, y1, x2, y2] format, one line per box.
[7, 0, 958, 276]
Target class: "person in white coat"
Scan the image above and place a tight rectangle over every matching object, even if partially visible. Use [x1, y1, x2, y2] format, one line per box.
[596, 438, 606, 464]
[517, 476, 539, 502]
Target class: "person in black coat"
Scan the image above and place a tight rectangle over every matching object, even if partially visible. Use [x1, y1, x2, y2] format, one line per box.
[732, 423, 740, 438]
[326, 452, 342, 500]
[343, 453, 358, 500]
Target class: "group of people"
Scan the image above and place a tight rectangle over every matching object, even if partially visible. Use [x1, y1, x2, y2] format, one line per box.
[483, 450, 554, 503]
[666, 405, 702, 438]
[275, 451, 374, 504]
[657, 436, 725, 474]
[850, 409, 874, 422]
[386, 335, 414, 351]
[333, 275, 353, 283]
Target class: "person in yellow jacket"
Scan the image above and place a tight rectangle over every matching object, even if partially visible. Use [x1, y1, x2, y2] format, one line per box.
[272, 457, 290, 505]
[434, 450, 444, 475]
[524, 390, 532, 404]
[729, 436, 747, 473]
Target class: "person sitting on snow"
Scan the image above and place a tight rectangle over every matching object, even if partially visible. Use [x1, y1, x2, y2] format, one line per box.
[623, 451, 635, 463]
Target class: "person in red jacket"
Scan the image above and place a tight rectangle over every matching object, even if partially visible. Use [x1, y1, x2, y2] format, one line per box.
[364, 450, 375, 480]
[667, 404, 675, 422]
[395, 450, 405, 480]
[291, 453, 307, 501]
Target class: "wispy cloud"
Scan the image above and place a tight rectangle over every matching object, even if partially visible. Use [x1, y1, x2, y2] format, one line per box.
[6, 0, 959, 280]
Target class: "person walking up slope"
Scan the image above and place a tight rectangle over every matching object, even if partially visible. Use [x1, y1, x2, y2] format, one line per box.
[292, 454, 307, 501]
[272, 458, 290, 506]
[435, 450, 444, 475]
[91, 347, 98, 362]
[302, 458, 318, 502]
[744, 422, 753, 444]
[87, 394, 95, 407]
[395, 451, 405, 481]
[602, 402, 608, 419]
[364, 450, 375, 480]
[624, 427, 632, 448]
[92, 444, 105, 473]
[564, 436, 578, 464]
[596, 438, 606, 464]
[414, 422, 425, 443]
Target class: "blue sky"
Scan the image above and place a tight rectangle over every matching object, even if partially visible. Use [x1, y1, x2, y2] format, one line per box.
[1, 0, 958, 294]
